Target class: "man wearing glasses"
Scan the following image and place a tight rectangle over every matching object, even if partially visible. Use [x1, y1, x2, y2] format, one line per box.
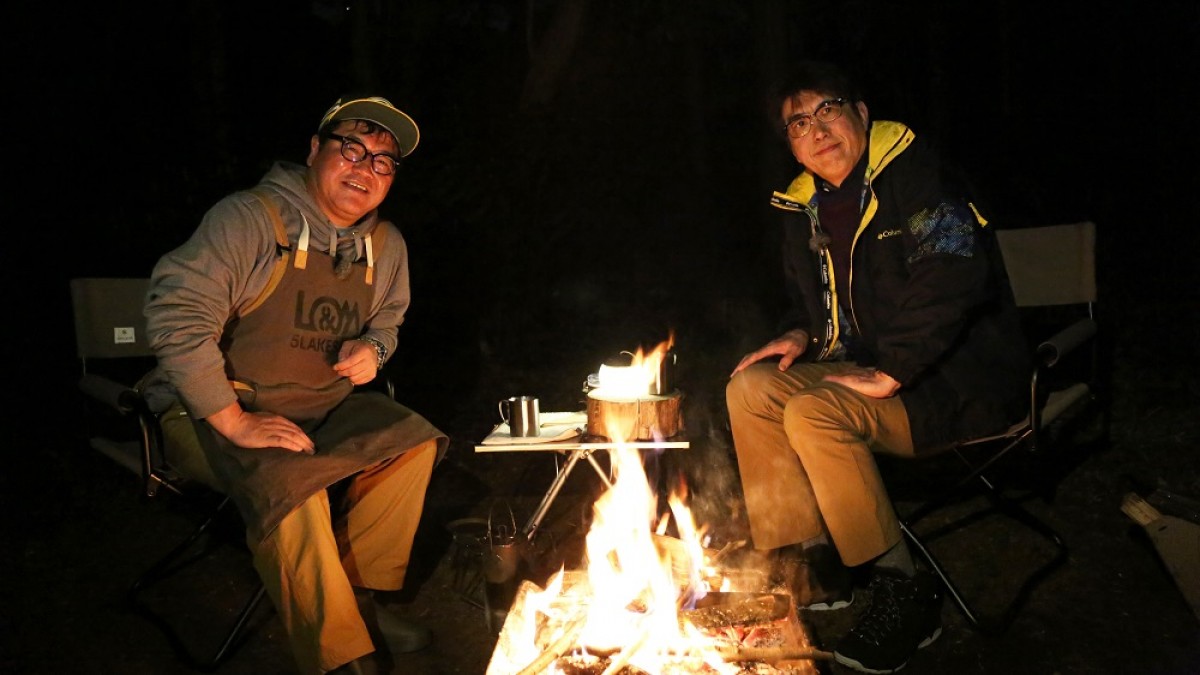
[143, 96, 448, 674]
[727, 61, 1028, 673]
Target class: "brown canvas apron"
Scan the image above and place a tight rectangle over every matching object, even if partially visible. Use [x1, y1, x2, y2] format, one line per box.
[194, 203, 447, 544]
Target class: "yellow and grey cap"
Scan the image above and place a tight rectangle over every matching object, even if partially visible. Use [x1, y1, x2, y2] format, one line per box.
[318, 96, 420, 157]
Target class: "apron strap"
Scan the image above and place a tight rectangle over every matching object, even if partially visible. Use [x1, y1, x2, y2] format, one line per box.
[244, 189, 292, 317]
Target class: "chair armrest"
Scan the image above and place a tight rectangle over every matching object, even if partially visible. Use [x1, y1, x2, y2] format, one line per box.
[79, 373, 144, 415]
[1036, 317, 1097, 367]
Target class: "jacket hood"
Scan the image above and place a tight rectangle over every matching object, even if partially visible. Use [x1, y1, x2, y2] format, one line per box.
[257, 161, 381, 261]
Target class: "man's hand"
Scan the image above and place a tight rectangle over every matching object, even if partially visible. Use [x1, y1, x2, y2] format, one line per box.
[823, 367, 901, 398]
[731, 329, 811, 377]
[205, 402, 315, 454]
[334, 339, 380, 385]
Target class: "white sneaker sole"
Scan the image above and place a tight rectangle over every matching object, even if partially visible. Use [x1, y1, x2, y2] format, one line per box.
[833, 625, 942, 673]
[802, 595, 853, 611]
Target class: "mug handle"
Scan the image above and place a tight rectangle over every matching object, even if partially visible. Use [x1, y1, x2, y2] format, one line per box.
[498, 399, 509, 424]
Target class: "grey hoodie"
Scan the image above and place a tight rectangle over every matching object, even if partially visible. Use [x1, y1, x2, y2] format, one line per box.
[142, 161, 412, 419]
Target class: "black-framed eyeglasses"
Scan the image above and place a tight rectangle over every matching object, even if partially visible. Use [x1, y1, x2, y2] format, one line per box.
[782, 98, 848, 139]
[322, 133, 400, 175]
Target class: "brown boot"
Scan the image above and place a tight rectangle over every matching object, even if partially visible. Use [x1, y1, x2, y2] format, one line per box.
[774, 544, 854, 611]
[354, 589, 433, 655]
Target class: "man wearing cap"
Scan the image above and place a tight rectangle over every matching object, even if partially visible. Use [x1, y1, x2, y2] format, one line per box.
[142, 95, 447, 674]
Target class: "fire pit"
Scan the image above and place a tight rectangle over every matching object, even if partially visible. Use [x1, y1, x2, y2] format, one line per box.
[486, 570, 828, 674]
[480, 337, 826, 673]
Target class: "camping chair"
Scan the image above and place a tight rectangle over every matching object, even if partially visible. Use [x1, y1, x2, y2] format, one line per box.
[895, 221, 1101, 634]
[71, 277, 267, 671]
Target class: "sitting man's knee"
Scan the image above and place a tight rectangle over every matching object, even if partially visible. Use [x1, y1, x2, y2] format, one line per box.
[784, 385, 851, 433]
[726, 362, 779, 411]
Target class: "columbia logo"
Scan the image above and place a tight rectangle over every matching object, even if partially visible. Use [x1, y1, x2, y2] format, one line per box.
[877, 229, 902, 240]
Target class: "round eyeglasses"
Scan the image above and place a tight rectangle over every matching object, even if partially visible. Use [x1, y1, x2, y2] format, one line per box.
[783, 98, 848, 139]
[323, 133, 399, 175]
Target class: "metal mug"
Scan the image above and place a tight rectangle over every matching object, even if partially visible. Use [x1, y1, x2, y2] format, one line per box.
[499, 395, 540, 437]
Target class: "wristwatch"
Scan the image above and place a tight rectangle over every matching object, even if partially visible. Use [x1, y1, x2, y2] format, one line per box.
[358, 335, 388, 370]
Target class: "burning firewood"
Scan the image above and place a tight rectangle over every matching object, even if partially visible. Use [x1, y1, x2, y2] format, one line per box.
[598, 613, 655, 675]
[679, 593, 790, 631]
[715, 646, 835, 663]
[586, 390, 683, 441]
[514, 611, 589, 675]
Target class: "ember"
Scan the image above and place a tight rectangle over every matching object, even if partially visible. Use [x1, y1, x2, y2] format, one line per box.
[487, 573, 826, 674]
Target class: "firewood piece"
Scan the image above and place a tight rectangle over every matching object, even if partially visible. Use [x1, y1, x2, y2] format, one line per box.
[599, 614, 654, 675]
[586, 390, 683, 440]
[716, 646, 836, 662]
[514, 612, 588, 675]
[710, 539, 749, 564]
[680, 593, 790, 630]
[1122, 492, 1200, 620]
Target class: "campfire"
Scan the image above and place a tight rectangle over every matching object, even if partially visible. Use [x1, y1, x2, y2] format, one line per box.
[485, 339, 827, 674]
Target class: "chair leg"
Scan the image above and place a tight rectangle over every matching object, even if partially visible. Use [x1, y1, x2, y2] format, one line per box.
[900, 479, 1069, 635]
[900, 520, 984, 629]
[126, 496, 271, 670]
[130, 496, 233, 596]
[978, 482, 1070, 627]
[205, 582, 268, 670]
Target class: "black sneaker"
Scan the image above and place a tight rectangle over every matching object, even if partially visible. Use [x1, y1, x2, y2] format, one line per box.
[833, 569, 943, 673]
[775, 544, 854, 611]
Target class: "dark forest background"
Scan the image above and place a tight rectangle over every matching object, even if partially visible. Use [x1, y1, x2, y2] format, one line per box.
[9, 0, 1199, 437]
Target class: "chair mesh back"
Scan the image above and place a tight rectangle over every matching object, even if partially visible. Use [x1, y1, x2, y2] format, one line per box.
[70, 278, 154, 359]
[996, 222, 1097, 307]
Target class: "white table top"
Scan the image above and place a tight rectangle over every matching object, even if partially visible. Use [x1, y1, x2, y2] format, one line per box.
[475, 410, 688, 452]
[475, 439, 690, 453]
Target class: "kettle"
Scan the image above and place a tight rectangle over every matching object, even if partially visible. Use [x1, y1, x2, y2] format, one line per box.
[582, 350, 678, 396]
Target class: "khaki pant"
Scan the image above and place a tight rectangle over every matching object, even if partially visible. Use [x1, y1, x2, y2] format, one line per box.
[250, 440, 438, 674]
[726, 361, 915, 566]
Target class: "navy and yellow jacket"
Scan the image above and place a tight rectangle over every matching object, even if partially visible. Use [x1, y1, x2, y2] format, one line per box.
[772, 121, 1029, 449]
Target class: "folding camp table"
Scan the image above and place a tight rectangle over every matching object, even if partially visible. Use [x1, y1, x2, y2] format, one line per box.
[475, 412, 688, 541]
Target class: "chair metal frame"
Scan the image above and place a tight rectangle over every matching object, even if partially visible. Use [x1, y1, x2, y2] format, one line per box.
[897, 221, 1101, 635]
[71, 277, 267, 671]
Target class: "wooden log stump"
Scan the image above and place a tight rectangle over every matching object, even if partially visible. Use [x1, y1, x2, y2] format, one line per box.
[586, 390, 683, 440]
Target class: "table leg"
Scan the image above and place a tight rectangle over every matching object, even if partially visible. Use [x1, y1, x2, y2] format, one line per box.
[521, 450, 586, 541]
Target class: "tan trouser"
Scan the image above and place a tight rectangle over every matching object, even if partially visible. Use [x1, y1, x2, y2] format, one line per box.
[726, 361, 915, 566]
[250, 440, 438, 674]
